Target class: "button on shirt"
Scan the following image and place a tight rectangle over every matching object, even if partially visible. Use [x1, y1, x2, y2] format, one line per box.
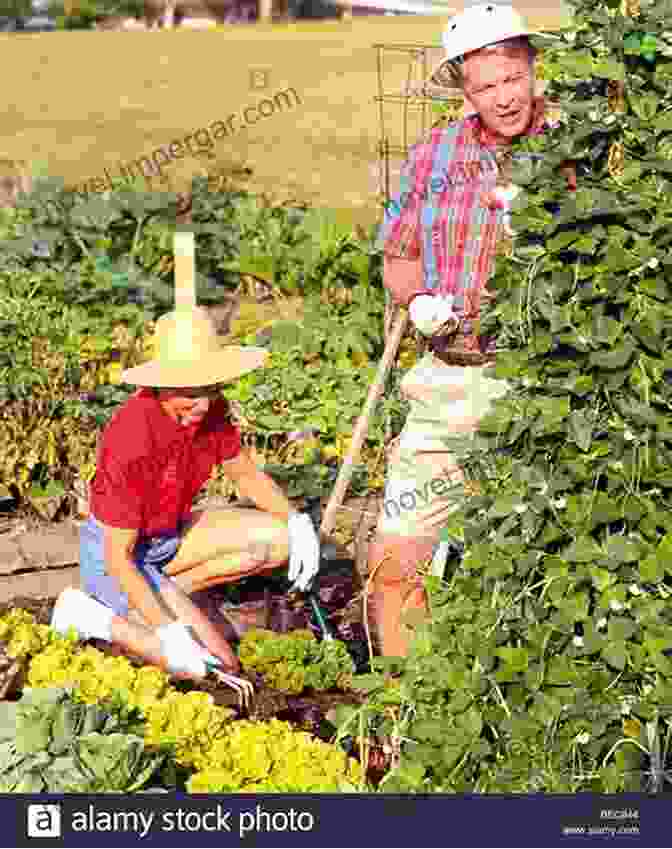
[89, 388, 241, 537]
[377, 96, 564, 347]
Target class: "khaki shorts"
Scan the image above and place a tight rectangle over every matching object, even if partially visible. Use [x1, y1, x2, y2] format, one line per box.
[376, 352, 509, 538]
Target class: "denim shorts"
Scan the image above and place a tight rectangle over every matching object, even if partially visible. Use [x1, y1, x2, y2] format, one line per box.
[79, 515, 189, 617]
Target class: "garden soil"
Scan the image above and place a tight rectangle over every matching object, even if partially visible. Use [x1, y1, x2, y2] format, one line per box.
[0, 4, 568, 233]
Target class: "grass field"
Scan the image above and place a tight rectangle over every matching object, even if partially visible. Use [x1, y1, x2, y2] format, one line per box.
[1, 5, 567, 232]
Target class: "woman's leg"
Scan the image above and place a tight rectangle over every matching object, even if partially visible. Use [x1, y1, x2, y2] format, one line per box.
[77, 508, 289, 675]
[163, 507, 290, 590]
[152, 507, 290, 666]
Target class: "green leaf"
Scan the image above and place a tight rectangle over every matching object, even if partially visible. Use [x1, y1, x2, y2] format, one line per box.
[654, 111, 672, 133]
[495, 647, 529, 673]
[608, 617, 637, 642]
[562, 536, 602, 562]
[589, 340, 635, 370]
[638, 554, 665, 583]
[410, 719, 450, 743]
[629, 93, 660, 122]
[547, 230, 580, 252]
[567, 409, 593, 452]
[593, 59, 625, 81]
[545, 657, 577, 686]
[602, 641, 628, 671]
[605, 536, 641, 565]
[456, 707, 483, 738]
[350, 673, 387, 693]
[488, 495, 524, 519]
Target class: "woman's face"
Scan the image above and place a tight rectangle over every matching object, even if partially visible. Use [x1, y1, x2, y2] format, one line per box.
[462, 47, 536, 144]
[155, 386, 220, 426]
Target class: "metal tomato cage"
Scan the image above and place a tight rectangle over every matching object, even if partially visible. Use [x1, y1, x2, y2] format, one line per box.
[372, 41, 465, 208]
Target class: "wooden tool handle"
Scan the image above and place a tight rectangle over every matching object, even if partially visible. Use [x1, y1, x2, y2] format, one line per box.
[319, 306, 409, 538]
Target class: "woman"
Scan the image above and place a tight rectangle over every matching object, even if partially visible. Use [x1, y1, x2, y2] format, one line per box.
[52, 301, 320, 699]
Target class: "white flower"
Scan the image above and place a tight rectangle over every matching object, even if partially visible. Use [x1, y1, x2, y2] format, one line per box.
[573, 636, 584, 648]
[589, 110, 600, 121]
[628, 584, 642, 596]
[553, 497, 567, 509]
[604, 114, 617, 125]
[514, 504, 526, 514]
[539, 482, 549, 496]
[648, 258, 660, 269]
[620, 696, 636, 717]
[597, 617, 607, 630]
[624, 429, 635, 442]
[576, 732, 590, 745]
[610, 600, 624, 612]
[642, 684, 654, 696]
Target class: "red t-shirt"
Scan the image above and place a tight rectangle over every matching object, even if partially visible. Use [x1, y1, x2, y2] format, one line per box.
[89, 389, 241, 536]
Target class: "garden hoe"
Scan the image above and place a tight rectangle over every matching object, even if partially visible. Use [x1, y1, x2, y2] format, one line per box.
[319, 303, 409, 540]
[297, 304, 410, 641]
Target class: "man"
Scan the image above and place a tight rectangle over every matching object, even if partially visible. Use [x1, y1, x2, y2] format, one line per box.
[51, 301, 321, 691]
[367, 3, 576, 657]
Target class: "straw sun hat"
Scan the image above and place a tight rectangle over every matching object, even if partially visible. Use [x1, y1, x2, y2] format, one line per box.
[121, 233, 268, 388]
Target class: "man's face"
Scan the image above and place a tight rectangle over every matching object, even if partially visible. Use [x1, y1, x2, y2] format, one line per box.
[462, 47, 536, 143]
[155, 386, 220, 426]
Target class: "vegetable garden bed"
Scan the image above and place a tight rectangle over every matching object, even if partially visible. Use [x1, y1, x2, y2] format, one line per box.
[0, 579, 394, 792]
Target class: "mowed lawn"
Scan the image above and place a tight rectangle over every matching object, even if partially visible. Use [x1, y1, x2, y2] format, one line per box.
[0, 4, 567, 233]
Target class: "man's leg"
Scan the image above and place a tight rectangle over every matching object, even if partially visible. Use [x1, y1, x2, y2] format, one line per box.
[366, 354, 508, 657]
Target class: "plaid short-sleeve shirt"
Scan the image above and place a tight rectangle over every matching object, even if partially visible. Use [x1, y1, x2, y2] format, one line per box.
[377, 96, 566, 342]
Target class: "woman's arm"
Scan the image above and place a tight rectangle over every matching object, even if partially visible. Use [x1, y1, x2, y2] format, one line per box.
[223, 448, 295, 521]
[103, 523, 239, 671]
[102, 524, 174, 627]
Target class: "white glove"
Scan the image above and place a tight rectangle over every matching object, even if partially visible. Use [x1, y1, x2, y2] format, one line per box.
[287, 512, 320, 592]
[156, 620, 212, 679]
[409, 294, 458, 337]
[492, 184, 521, 236]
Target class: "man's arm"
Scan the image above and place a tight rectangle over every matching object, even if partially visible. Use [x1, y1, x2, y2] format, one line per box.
[223, 448, 295, 522]
[102, 525, 174, 628]
[383, 253, 429, 307]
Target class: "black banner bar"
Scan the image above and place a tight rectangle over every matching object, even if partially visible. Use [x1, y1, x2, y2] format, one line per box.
[10, 794, 655, 848]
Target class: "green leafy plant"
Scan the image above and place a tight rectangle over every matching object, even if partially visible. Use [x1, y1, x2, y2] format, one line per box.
[46, 0, 146, 29]
[185, 718, 364, 792]
[222, 285, 406, 446]
[238, 629, 355, 694]
[0, 687, 167, 792]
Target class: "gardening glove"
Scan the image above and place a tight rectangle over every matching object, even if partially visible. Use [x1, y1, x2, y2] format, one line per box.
[156, 620, 213, 679]
[409, 294, 459, 337]
[287, 512, 321, 592]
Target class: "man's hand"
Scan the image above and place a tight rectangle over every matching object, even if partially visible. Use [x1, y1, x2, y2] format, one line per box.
[287, 512, 320, 592]
[409, 294, 459, 337]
